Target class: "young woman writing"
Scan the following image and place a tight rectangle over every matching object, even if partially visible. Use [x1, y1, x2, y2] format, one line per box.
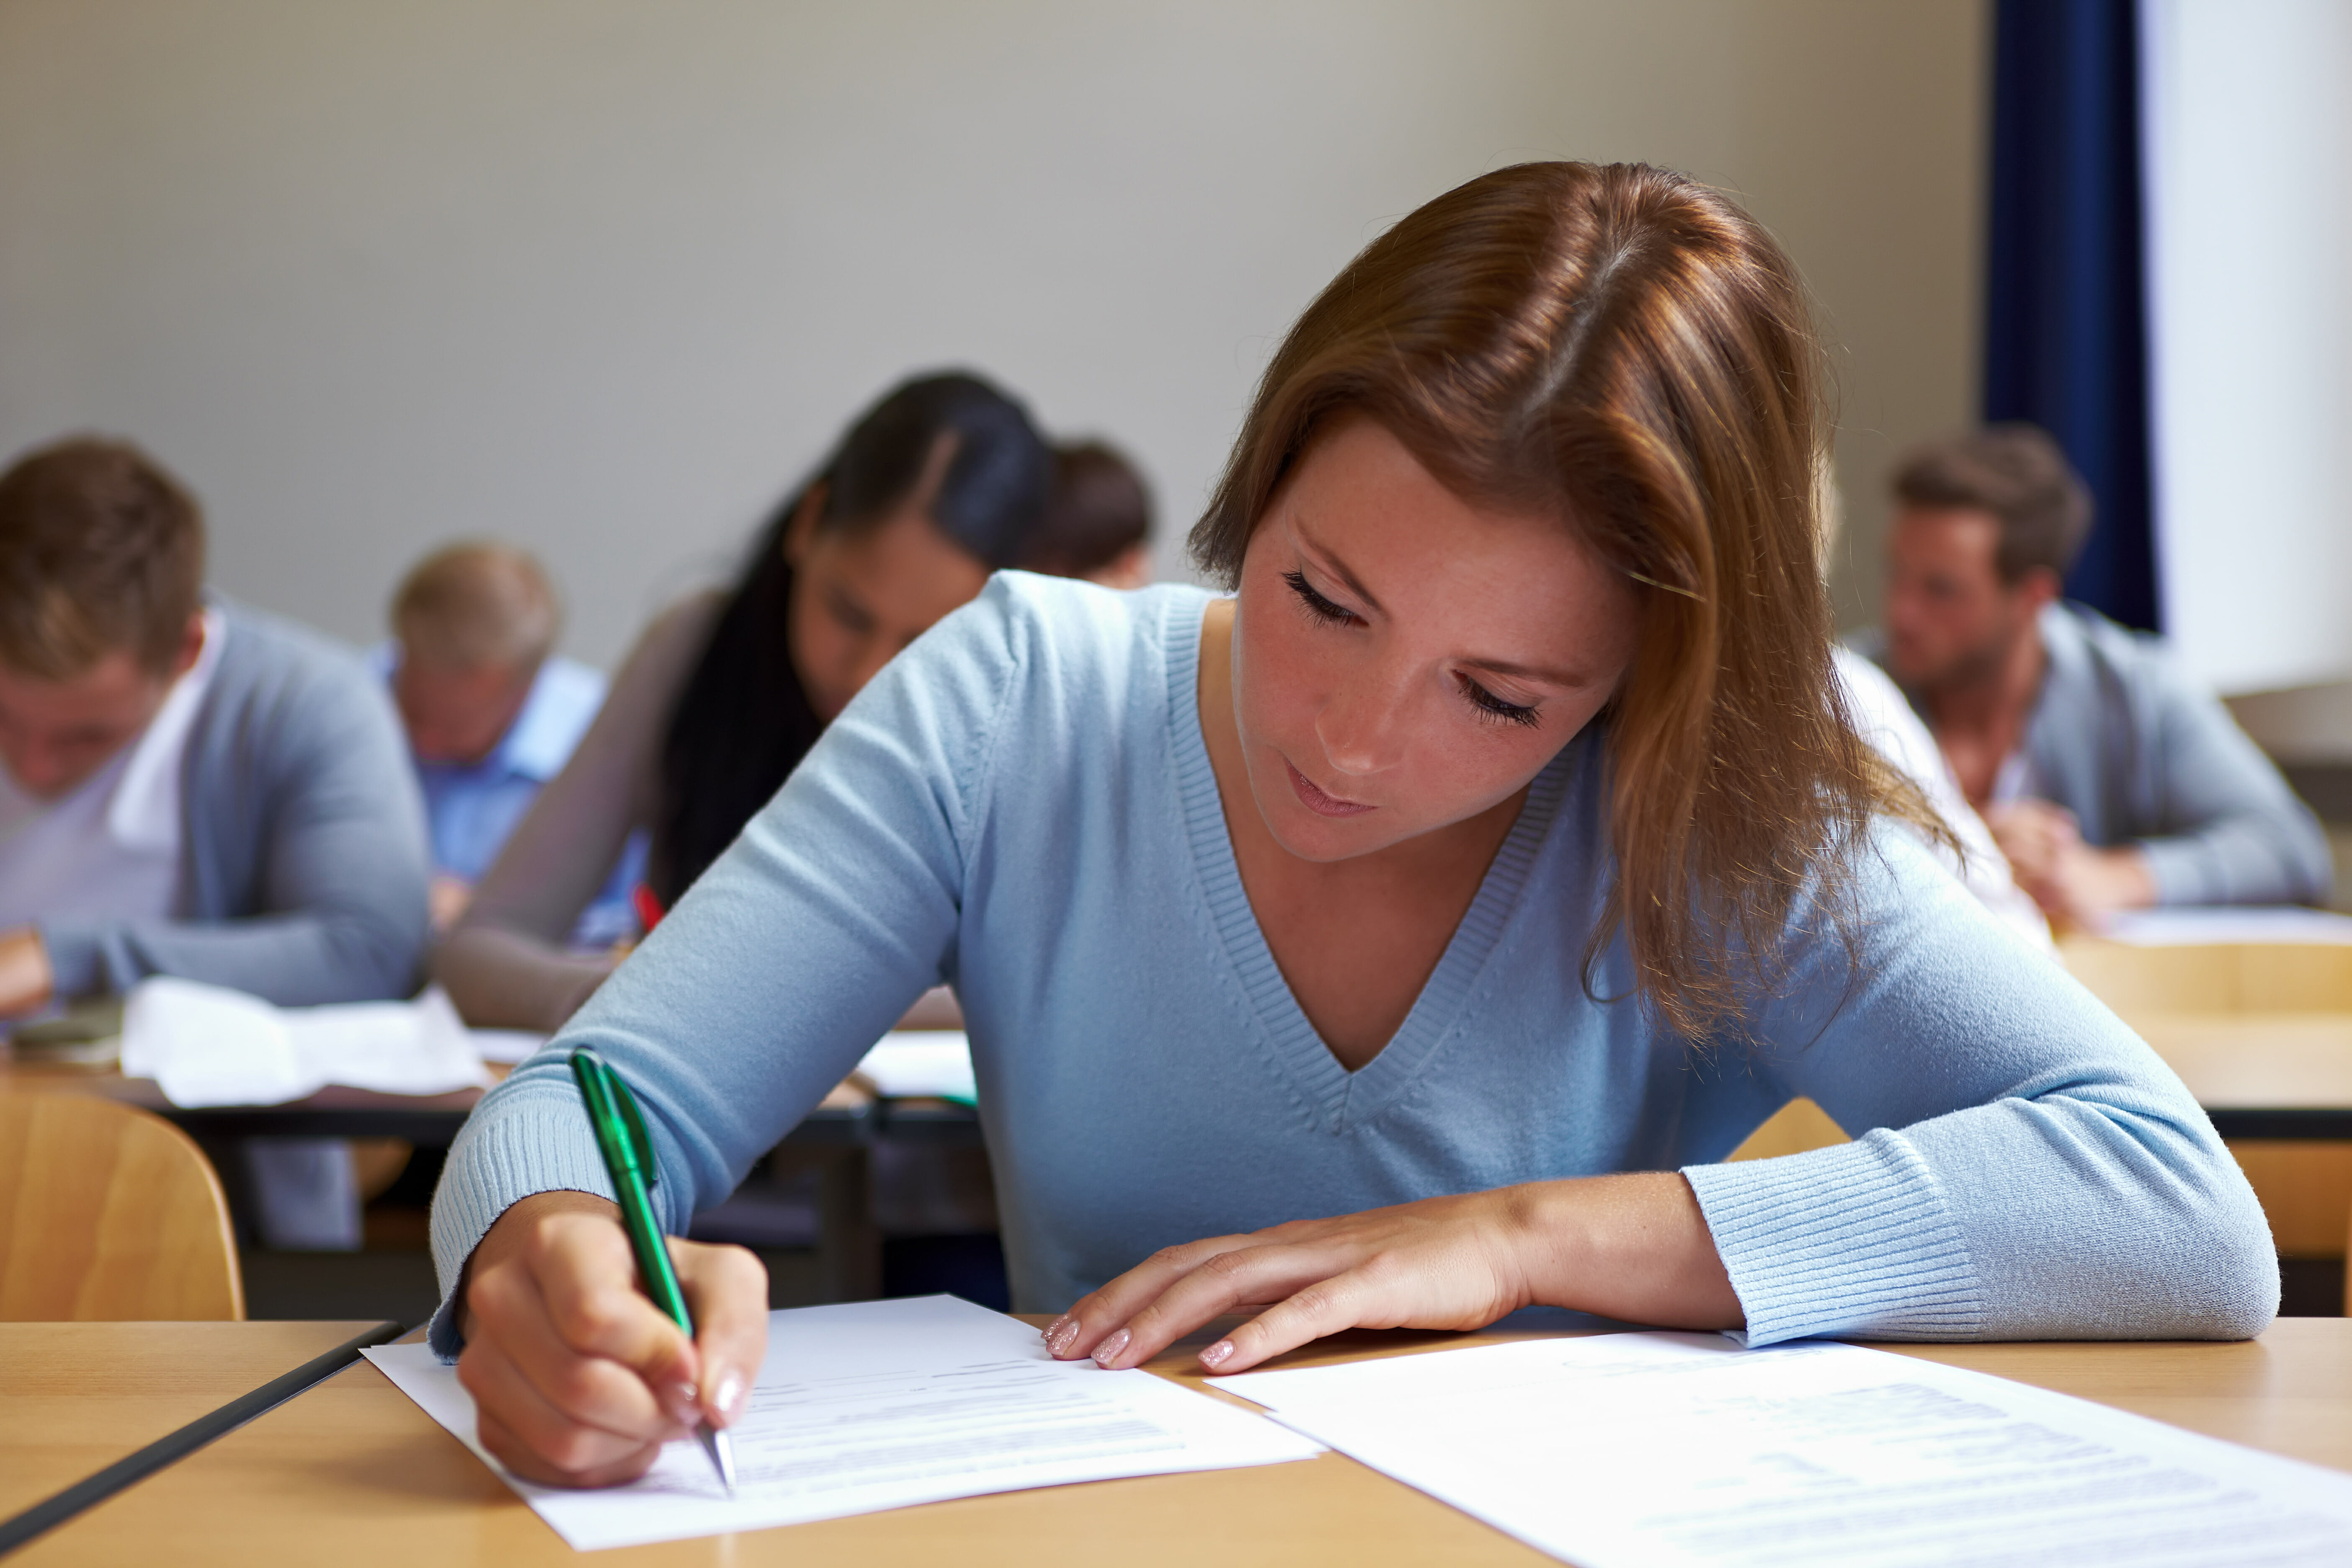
[431, 163, 2275, 1488]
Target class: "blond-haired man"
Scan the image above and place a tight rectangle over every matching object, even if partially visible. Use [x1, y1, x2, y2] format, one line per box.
[379, 542, 632, 936]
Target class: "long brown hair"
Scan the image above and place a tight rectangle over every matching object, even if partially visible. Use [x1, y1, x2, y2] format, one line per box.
[1191, 161, 1926, 1040]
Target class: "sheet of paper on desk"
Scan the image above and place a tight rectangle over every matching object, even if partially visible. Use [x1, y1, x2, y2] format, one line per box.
[364, 1294, 1320, 1550]
[119, 977, 492, 1106]
[467, 1026, 547, 1065]
[1219, 1331, 2352, 1568]
[856, 1030, 976, 1102]
[2096, 906, 2352, 946]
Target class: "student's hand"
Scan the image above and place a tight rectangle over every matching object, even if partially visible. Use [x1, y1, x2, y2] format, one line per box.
[1045, 1172, 1740, 1376]
[1985, 799, 2077, 901]
[1986, 802, 2153, 925]
[427, 874, 474, 933]
[0, 926, 54, 1017]
[456, 1190, 768, 1488]
[2043, 843, 2156, 926]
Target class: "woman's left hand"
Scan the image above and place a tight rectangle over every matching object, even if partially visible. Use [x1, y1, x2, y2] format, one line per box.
[1046, 1189, 1530, 1375]
[1042, 1172, 1741, 1375]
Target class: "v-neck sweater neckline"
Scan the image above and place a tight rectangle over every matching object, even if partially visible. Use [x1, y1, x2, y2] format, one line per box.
[1161, 592, 1576, 1133]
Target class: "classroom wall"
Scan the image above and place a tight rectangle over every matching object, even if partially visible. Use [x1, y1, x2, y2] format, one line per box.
[0, 0, 1987, 670]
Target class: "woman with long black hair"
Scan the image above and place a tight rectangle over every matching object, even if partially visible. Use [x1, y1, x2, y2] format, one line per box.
[437, 371, 1054, 1032]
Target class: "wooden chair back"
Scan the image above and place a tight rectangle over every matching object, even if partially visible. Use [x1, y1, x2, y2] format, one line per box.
[0, 1093, 244, 1320]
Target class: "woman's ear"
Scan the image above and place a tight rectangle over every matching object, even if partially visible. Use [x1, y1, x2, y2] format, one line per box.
[783, 482, 828, 567]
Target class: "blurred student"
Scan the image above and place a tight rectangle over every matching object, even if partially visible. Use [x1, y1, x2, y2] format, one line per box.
[0, 436, 429, 1248]
[1023, 441, 1154, 589]
[381, 543, 636, 938]
[1816, 459, 2047, 948]
[435, 371, 1054, 1033]
[1859, 425, 2329, 924]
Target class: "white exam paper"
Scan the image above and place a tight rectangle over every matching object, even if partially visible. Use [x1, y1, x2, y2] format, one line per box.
[855, 1030, 977, 1102]
[469, 1026, 547, 1065]
[119, 977, 493, 1105]
[365, 1294, 1320, 1550]
[1220, 1331, 2352, 1567]
[2096, 906, 2352, 946]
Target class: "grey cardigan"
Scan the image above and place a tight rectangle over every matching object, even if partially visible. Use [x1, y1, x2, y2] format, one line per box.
[37, 601, 432, 1004]
[1861, 602, 2331, 907]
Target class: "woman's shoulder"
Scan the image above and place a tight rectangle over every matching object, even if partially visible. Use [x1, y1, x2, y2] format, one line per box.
[926, 571, 1215, 707]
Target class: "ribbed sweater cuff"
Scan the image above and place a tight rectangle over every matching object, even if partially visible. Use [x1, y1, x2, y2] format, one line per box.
[426, 1086, 618, 1359]
[1683, 1130, 1985, 1346]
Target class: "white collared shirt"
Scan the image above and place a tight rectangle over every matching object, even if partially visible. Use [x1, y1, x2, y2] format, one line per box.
[0, 610, 227, 925]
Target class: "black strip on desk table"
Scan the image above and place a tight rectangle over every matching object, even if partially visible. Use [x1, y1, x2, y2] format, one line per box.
[157, 1106, 476, 1143]
[0, 1319, 404, 1558]
[2209, 1109, 2352, 1141]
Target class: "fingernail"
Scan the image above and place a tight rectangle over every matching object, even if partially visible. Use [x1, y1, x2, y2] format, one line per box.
[1046, 1317, 1081, 1357]
[1092, 1328, 1130, 1368]
[709, 1372, 745, 1421]
[1199, 1339, 1235, 1370]
[671, 1381, 701, 1416]
[1042, 1314, 1070, 1345]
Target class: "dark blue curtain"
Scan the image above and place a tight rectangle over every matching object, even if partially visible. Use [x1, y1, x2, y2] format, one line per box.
[1983, 0, 2159, 631]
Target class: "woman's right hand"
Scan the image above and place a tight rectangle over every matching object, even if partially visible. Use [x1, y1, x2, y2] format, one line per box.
[456, 1190, 769, 1487]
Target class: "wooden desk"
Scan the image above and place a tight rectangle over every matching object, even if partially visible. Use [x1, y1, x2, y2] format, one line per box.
[2057, 933, 2352, 1138]
[0, 1056, 966, 1302]
[0, 1321, 382, 1524]
[2122, 1012, 2352, 1137]
[16, 1316, 2352, 1566]
[2057, 935, 2352, 1015]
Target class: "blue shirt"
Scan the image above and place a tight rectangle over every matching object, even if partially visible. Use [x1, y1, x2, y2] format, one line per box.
[430, 576, 2275, 1353]
[375, 649, 641, 945]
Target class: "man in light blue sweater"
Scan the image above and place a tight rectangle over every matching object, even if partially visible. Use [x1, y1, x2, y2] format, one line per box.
[0, 436, 431, 1246]
[1859, 424, 2329, 924]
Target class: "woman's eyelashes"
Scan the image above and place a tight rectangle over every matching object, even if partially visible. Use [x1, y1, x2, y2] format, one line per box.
[1286, 566, 1542, 728]
[1283, 568, 1355, 627]
[1459, 676, 1542, 728]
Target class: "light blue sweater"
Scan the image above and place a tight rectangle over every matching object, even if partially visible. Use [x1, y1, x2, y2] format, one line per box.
[430, 576, 2277, 1353]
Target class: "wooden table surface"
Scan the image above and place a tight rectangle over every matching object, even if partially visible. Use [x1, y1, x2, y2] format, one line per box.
[12, 1315, 2352, 1567]
[2131, 1013, 2352, 1109]
[0, 1320, 382, 1523]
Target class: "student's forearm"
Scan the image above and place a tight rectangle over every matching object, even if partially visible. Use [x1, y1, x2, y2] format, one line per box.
[435, 924, 614, 1032]
[1506, 1171, 1743, 1328]
[34, 911, 420, 1006]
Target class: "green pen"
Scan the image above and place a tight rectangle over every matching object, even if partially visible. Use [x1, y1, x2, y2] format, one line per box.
[569, 1047, 738, 1494]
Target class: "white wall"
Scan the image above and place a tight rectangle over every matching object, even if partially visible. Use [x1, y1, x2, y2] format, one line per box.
[2143, 0, 2352, 698]
[0, 0, 1986, 669]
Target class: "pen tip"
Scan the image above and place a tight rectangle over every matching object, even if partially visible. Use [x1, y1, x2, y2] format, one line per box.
[703, 1423, 738, 1495]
